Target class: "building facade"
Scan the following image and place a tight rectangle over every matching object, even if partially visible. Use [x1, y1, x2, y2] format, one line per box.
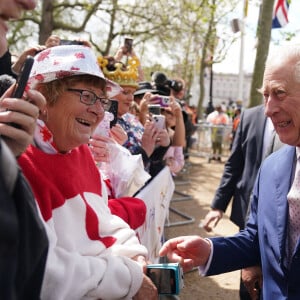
[190, 71, 253, 109]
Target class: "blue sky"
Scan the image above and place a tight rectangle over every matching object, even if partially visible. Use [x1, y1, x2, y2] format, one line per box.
[214, 0, 300, 74]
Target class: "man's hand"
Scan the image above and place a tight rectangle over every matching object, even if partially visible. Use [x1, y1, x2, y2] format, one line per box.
[159, 235, 211, 272]
[201, 209, 223, 232]
[241, 266, 262, 300]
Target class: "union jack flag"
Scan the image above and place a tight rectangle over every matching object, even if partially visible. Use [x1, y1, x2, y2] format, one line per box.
[272, 0, 290, 29]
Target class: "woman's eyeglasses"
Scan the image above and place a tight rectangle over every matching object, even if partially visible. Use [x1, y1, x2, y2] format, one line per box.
[67, 88, 111, 110]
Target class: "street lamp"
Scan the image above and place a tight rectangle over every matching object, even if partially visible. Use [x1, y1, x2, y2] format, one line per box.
[206, 56, 214, 115]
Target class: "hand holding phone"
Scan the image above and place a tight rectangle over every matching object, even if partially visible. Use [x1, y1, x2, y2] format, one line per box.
[10, 56, 34, 128]
[152, 114, 165, 130]
[146, 263, 184, 295]
[123, 37, 133, 55]
[108, 100, 118, 128]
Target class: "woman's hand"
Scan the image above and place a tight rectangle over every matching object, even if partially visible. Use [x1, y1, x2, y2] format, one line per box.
[133, 274, 158, 300]
[130, 255, 158, 299]
[169, 96, 182, 118]
[110, 124, 128, 145]
[89, 135, 111, 163]
[12, 45, 46, 74]
[155, 128, 170, 147]
[141, 121, 158, 157]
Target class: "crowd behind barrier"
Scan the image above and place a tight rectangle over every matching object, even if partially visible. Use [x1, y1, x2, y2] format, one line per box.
[189, 121, 233, 161]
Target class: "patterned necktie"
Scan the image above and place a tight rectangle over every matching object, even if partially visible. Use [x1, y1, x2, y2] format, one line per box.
[287, 154, 300, 260]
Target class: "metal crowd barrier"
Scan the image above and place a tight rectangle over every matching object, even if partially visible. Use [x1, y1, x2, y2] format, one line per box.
[165, 165, 195, 227]
[188, 122, 233, 162]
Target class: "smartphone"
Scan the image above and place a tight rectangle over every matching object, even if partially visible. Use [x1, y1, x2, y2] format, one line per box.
[148, 104, 161, 115]
[10, 56, 34, 128]
[59, 39, 84, 46]
[13, 56, 34, 98]
[153, 114, 165, 130]
[146, 263, 184, 295]
[124, 37, 133, 54]
[108, 100, 118, 128]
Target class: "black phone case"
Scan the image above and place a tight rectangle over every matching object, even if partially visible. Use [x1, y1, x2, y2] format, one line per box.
[109, 100, 118, 128]
[13, 56, 34, 98]
[10, 56, 34, 128]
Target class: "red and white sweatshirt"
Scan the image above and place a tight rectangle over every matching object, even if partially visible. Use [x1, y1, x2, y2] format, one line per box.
[18, 144, 148, 300]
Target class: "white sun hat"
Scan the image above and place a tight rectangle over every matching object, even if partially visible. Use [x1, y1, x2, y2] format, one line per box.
[29, 45, 122, 97]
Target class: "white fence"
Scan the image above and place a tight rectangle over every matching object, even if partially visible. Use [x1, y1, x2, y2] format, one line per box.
[188, 122, 233, 161]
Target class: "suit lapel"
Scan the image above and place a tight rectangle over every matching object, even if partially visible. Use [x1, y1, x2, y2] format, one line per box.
[274, 146, 295, 260]
[256, 105, 267, 163]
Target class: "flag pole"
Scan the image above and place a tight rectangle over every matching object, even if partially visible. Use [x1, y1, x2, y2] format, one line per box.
[237, 0, 247, 105]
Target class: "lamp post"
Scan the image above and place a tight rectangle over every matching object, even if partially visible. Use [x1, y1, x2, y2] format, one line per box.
[206, 56, 214, 115]
[237, 8, 246, 103]
[231, 0, 247, 104]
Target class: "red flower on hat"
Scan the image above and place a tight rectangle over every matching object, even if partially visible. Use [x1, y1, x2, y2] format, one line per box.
[34, 74, 45, 82]
[55, 71, 75, 79]
[74, 52, 85, 59]
[37, 49, 51, 62]
[71, 66, 80, 71]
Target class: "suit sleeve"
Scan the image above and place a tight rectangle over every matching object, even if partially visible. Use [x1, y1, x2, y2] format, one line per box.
[207, 174, 261, 275]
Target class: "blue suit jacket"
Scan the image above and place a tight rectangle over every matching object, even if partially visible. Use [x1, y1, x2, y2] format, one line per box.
[208, 145, 300, 299]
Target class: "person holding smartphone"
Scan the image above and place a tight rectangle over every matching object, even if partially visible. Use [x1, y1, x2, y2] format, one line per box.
[114, 39, 145, 82]
[0, 1, 49, 299]
[98, 52, 171, 178]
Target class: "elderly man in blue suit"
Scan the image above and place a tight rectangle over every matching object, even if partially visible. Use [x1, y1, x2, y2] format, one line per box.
[159, 45, 300, 299]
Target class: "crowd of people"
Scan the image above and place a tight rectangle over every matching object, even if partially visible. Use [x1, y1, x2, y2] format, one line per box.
[2, 1, 300, 300]
[0, 2, 194, 298]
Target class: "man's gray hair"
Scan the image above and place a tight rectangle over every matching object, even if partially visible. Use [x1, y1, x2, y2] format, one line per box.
[266, 45, 300, 83]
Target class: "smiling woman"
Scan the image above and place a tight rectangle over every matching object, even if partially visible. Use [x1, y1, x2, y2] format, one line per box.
[17, 45, 158, 299]
[34, 74, 106, 152]
[28, 46, 108, 153]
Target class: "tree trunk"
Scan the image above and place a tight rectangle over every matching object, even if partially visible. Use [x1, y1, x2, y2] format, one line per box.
[248, 0, 275, 108]
[197, 0, 216, 118]
[39, 0, 54, 44]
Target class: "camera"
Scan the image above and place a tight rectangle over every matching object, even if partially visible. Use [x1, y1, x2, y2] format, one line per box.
[151, 71, 183, 95]
[167, 79, 183, 93]
[59, 39, 84, 46]
[146, 263, 184, 295]
[148, 104, 161, 115]
[152, 95, 170, 107]
[151, 72, 170, 96]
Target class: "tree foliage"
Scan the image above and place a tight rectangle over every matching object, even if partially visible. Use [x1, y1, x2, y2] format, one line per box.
[8, 0, 238, 112]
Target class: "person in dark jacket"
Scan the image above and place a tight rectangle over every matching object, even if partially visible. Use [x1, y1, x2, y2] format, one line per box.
[0, 1, 48, 299]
